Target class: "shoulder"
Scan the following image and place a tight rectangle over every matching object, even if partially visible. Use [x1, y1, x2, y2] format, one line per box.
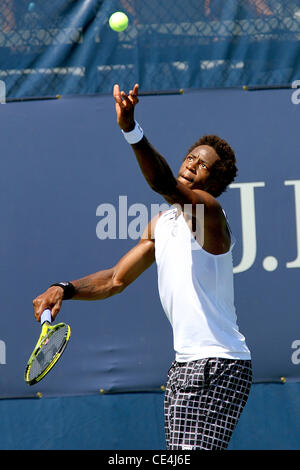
[190, 190, 226, 225]
[140, 211, 165, 244]
[192, 189, 222, 210]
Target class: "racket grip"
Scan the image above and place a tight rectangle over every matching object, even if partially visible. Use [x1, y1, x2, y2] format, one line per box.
[41, 309, 52, 324]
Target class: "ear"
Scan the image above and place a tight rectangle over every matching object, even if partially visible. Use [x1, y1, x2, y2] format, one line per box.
[206, 178, 222, 197]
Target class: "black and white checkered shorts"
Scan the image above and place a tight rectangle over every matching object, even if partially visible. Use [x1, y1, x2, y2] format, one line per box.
[164, 357, 252, 450]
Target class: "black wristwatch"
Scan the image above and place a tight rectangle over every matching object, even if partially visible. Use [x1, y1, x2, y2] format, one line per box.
[50, 281, 76, 300]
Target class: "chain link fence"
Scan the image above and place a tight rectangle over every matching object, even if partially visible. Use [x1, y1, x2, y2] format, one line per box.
[1, 0, 300, 99]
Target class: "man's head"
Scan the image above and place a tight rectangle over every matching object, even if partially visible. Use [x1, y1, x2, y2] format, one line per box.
[177, 135, 237, 197]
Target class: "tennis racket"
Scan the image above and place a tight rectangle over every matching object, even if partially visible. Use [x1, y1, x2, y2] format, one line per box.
[25, 309, 71, 386]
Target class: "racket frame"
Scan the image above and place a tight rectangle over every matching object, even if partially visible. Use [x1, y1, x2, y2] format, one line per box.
[25, 320, 71, 386]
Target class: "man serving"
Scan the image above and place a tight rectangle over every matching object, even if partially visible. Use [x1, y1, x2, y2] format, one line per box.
[33, 83, 252, 450]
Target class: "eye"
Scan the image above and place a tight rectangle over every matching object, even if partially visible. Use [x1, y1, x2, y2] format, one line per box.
[200, 162, 207, 169]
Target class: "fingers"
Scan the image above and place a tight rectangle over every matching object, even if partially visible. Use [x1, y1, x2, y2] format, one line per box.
[113, 83, 139, 108]
[51, 300, 62, 322]
[119, 90, 134, 109]
[128, 86, 139, 105]
[113, 83, 127, 107]
[32, 286, 64, 322]
[132, 83, 139, 96]
[32, 297, 48, 322]
[113, 84, 123, 105]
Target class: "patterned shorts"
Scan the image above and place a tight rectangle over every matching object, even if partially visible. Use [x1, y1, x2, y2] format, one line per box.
[164, 357, 252, 450]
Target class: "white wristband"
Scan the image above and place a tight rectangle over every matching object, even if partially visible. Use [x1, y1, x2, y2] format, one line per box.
[121, 121, 144, 144]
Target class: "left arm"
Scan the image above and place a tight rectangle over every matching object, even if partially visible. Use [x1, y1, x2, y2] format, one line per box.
[113, 84, 229, 254]
[113, 84, 218, 209]
[130, 136, 178, 196]
[113, 83, 176, 195]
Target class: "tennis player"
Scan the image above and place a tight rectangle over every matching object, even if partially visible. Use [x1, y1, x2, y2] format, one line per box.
[33, 83, 252, 450]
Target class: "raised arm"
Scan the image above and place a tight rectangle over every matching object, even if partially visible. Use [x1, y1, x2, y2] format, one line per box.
[113, 84, 231, 255]
[113, 84, 177, 195]
[113, 84, 219, 210]
[33, 218, 157, 322]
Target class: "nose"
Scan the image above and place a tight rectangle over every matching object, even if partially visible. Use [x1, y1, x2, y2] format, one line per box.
[186, 159, 197, 173]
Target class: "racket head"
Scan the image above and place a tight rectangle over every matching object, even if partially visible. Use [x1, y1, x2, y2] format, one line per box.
[25, 321, 71, 386]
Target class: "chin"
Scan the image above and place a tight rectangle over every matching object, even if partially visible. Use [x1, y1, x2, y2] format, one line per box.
[178, 176, 191, 185]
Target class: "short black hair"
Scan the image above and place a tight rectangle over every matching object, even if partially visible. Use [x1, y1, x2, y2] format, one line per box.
[187, 134, 238, 197]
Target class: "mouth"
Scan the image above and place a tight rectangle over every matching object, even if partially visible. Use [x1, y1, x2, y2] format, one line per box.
[179, 174, 193, 183]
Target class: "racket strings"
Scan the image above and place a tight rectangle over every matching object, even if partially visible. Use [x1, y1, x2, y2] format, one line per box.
[27, 325, 69, 382]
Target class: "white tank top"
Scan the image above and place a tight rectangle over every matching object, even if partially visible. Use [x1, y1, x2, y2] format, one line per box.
[154, 208, 251, 362]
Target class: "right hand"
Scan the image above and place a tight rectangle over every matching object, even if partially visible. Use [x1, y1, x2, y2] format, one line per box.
[32, 286, 64, 323]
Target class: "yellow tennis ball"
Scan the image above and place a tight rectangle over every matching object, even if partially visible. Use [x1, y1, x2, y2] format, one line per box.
[109, 12, 129, 32]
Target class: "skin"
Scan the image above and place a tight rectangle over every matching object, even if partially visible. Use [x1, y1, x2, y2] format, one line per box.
[32, 83, 230, 322]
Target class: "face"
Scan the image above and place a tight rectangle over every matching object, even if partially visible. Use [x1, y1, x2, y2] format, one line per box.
[177, 145, 220, 191]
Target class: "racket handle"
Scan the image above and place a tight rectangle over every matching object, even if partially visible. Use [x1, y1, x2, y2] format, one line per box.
[41, 309, 52, 324]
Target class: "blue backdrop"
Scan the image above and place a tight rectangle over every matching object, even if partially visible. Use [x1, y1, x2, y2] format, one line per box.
[1, 383, 300, 449]
[0, 87, 300, 398]
[1, 0, 300, 98]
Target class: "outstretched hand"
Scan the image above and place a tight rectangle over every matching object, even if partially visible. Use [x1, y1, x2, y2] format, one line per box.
[113, 83, 139, 132]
